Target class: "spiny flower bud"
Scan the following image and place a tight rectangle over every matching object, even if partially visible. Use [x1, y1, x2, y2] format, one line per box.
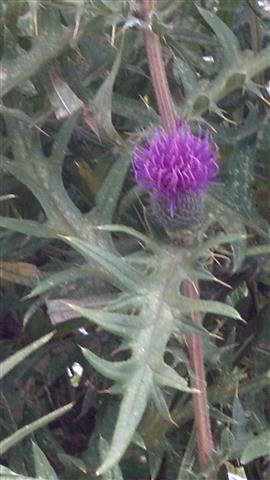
[150, 190, 205, 230]
[132, 121, 219, 229]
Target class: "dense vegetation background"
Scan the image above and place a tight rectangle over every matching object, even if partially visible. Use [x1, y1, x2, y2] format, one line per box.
[0, 0, 270, 479]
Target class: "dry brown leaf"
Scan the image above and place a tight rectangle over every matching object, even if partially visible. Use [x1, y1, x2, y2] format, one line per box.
[0, 261, 40, 286]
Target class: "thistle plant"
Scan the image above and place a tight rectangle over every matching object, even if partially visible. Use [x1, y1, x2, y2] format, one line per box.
[1, 1, 270, 480]
[133, 122, 219, 228]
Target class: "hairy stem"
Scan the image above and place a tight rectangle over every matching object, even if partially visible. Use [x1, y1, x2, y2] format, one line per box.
[184, 281, 214, 472]
[141, 0, 176, 131]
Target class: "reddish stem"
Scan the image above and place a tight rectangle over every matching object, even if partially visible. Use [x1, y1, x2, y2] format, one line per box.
[141, 0, 176, 131]
[184, 281, 214, 469]
[140, 0, 214, 472]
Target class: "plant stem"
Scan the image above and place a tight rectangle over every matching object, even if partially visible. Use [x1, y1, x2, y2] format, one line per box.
[141, 0, 214, 472]
[184, 281, 215, 471]
[141, 0, 176, 131]
[249, 6, 261, 85]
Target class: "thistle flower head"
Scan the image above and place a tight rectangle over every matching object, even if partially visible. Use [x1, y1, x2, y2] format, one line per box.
[132, 121, 219, 220]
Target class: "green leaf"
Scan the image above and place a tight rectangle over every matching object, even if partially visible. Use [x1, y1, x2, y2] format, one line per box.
[241, 430, 270, 464]
[112, 93, 159, 126]
[27, 266, 88, 298]
[1, 101, 82, 235]
[95, 224, 155, 251]
[57, 453, 87, 474]
[97, 367, 152, 475]
[51, 113, 80, 169]
[173, 57, 198, 99]
[95, 151, 131, 225]
[132, 432, 146, 450]
[0, 332, 54, 380]
[93, 35, 124, 143]
[178, 297, 241, 320]
[219, 215, 247, 272]
[0, 217, 56, 238]
[198, 7, 240, 63]
[32, 441, 58, 480]
[225, 139, 256, 219]
[0, 403, 73, 455]
[81, 347, 134, 382]
[176, 316, 213, 339]
[247, 244, 270, 256]
[66, 304, 145, 338]
[61, 235, 142, 292]
[0, 105, 35, 125]
[0, 465, 37, 479]
[46, 69, 83, 119]
[98, 437, 124, 480]
[150, 385, 172, 423]
[220, 428, 235, 457]
[153, 364, 194, 392]
[209, 406, 236, 425]
[232, 395, 249, 453]
[0, 10, 72, 98]
[183, 44, 270, 118]
[198, 232, 246, 256]
[148, 450, 164, 480]
[207, 188, 247, 271]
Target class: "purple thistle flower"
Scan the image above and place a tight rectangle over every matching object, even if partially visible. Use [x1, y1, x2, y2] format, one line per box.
[132, 122, 219, 219]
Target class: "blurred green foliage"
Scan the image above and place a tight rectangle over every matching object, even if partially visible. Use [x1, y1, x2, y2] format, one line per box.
[0, 0, 270, 479]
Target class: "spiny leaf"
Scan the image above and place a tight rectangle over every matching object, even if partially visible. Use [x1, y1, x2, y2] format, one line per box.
[98, 437, 124, 480]
[198, 7, 240, 63]
[150, 385, 173, 423]
[0, 403, 73, 455]
[93, 35, 124, 143]
[175, 316, 213, 338]
[182, 44, 270, 118]
[57, 453, 87, 475]
[173, 57, 198, 99]
[241, 430, 270, 464]
[32, 441, 58, 480]
[178, 297, 241, 320]
[0, 104, 35, 125]
[232, 395, 248, 448]
[0, 465, 38, 479]
[66, 304, 145, 338]
[0, 217, 56, 238]
[225, 139, 256, 218]
[207, 187, 248, 270]
[112, 93, 159, 126]
[95, 151, 132, 225]
[0, 10, 72, 98]
[104, 293, 142, 312]
[218, 213, 247, 272]
[81, 347, 135, 382]
[0, 332, 54, 380]
[45, 69, 83, 120]
[246, 79, 266, 100]
[153, 364, 194, 392]
[95, 224, 155, 251]
[51, 113, 80, 169]
[198, 232, 246, 257]
[62, 235, 142, 292]
[194, 266, 217, 282]
[97, 367, 152, 476]
[26, 266, 88, 298]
